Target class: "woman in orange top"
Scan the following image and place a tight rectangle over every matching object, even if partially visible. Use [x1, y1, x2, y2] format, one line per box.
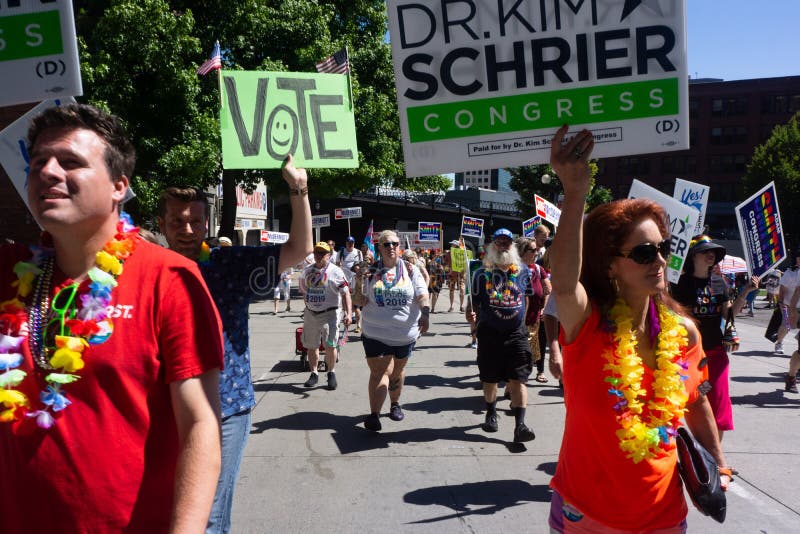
[547, 125, 730, 532]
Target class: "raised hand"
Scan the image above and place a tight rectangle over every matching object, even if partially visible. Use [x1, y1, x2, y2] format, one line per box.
[549, 125, 594, 195]
[281, 153, 308, 190]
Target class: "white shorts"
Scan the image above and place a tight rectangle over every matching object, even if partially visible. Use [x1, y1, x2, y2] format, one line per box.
[274, 282, 290, 300]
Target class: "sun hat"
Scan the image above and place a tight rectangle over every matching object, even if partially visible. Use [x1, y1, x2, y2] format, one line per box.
[492, 228, 513, 240]
[688, 235, 726, 264]
[314, 241, 332, 253]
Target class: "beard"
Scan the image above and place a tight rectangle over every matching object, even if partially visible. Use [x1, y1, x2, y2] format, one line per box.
[484, 242, 521, 270]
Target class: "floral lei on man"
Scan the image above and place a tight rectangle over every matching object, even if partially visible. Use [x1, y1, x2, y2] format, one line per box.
[484, 263, 519, 300]
[0, 214, 139, 428]
[603, 298, 689, 463]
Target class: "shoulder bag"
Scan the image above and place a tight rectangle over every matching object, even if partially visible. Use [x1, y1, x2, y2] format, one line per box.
[721, 308, 739, 352]
[675, 427, 726, 523]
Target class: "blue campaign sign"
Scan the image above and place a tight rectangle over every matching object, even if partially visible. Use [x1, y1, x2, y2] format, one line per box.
[461, 216, 484, 238]
[734, 181, 786, 278]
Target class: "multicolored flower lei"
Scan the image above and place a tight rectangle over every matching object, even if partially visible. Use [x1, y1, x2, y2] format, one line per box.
[0, 214, 139, 428]
[485, 264, 519, 300]
[603, 298, 689, 463]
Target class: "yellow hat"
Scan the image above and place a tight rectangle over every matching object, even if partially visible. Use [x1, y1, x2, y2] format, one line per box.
[314, 241, 332, 253]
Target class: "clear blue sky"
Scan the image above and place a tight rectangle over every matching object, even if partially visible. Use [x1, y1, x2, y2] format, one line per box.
[687, 1, 800, 81]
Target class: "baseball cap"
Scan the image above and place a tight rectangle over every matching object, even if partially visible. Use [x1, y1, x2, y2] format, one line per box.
[688, 235, 726, 264]
[346, 236, 355, 242]
[449, 239, 461, 246]
[492, 228, 513, 240]
[314, 241, 332, 253]
[218, 236, 232, 247]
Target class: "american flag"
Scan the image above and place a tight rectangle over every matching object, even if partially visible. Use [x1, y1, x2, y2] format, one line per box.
[315, 48, 350, 74]
[197, 41, 221, 76]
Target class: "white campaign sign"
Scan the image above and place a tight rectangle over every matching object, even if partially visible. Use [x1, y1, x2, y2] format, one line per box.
[628, 179, 698, 284]
[260, 230, 289, 243]
[334, 207, 362, 220]
[387, 0, 689, 177]
[673, 178, 709, 236]
[312, 214, 330, 228]
[0, 0, 83, 106]
[0, 97, 74, 210]
[534, 195, 561, 226]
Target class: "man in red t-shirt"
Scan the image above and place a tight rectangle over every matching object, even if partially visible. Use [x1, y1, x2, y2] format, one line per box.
[0, 104, 223, 532]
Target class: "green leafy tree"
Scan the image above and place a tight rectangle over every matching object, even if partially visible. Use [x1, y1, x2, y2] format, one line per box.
[75, 0, 446, 234]
[743, 112, 800, 243]
[507, 161, 606, 219]
[77, 0, 219, 223]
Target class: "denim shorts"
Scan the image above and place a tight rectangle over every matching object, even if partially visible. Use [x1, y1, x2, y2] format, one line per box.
[362, 334, 415, 359]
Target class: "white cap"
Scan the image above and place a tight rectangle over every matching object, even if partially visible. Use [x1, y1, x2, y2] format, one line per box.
[218, 237, 232, 246]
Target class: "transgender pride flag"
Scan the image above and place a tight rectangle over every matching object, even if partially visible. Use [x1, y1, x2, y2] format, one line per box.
[363, 219, 375, 257]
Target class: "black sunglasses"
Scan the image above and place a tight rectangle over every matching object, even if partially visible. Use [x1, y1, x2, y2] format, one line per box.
[382, 241, 400, 249]
[616, 239, 671, 264]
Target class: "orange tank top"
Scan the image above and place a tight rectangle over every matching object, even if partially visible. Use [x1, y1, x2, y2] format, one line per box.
[550, 305, 707, 530]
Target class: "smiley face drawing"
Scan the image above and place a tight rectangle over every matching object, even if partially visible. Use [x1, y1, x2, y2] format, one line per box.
[266, 104, 299, 160]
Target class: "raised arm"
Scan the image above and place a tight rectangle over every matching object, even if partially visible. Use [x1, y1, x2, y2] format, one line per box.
[548, 126, 595, 343]
[279, 154, 313, 272]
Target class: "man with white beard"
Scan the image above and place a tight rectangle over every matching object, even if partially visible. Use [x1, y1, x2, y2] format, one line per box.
[465, 228, 536, 443]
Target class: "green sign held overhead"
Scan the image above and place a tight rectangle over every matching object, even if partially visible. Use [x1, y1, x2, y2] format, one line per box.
[220, 70, 358, 169]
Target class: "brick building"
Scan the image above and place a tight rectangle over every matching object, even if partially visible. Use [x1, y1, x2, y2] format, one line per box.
[595, 75, 800, 237]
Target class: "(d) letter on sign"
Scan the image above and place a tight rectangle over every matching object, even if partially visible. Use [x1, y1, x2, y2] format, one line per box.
[220, 70, 358, 169]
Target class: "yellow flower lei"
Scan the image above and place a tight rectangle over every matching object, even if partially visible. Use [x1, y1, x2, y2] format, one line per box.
[603, 298, 689, 463]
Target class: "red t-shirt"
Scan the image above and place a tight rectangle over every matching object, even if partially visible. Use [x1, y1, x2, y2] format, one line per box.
[550, 305, 706, 530]
[0, 239, 223, 533]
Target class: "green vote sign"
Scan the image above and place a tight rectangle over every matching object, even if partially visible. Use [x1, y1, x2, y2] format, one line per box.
[220, 70, 358, 169]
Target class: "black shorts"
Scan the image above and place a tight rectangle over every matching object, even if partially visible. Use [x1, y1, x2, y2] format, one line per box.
[476, 323, 532, 383]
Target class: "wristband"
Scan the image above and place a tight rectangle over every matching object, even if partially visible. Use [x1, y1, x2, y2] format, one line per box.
[718, 467, 735, 480]
[289, 186, 308, 196]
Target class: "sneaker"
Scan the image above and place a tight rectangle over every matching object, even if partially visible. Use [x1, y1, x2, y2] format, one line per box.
[327, 372, 338, 390]
[775, 342, 784, 355]
[364, 413, 382, 431]
[469, 341, 477, 349]
[482, 411, 499, 433]
[354, 326, 361, 333]
[513, 423, 536, 443]
[304, 372, 319, 387]
[389, 403, 404, 421]
[786, 374, 798, 394]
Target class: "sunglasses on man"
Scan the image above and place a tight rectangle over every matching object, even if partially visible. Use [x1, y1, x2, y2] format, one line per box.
[616, 239, 671, 265]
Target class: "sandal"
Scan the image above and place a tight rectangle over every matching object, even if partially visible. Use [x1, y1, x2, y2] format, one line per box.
[535, 373, 548, 383]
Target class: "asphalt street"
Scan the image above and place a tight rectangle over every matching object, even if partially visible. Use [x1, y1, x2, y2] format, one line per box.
[232, 296, 799, 533]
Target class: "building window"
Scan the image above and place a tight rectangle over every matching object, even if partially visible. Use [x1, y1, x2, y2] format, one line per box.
[711, 96, 748, 116]
[689, 99, 700, 118]
[618, 157, 650, 175]
[711, 126, 747, 144]
[687, 156, 697, 175]
[710, 127, 722, 145]
[762, 95, 790, 114]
